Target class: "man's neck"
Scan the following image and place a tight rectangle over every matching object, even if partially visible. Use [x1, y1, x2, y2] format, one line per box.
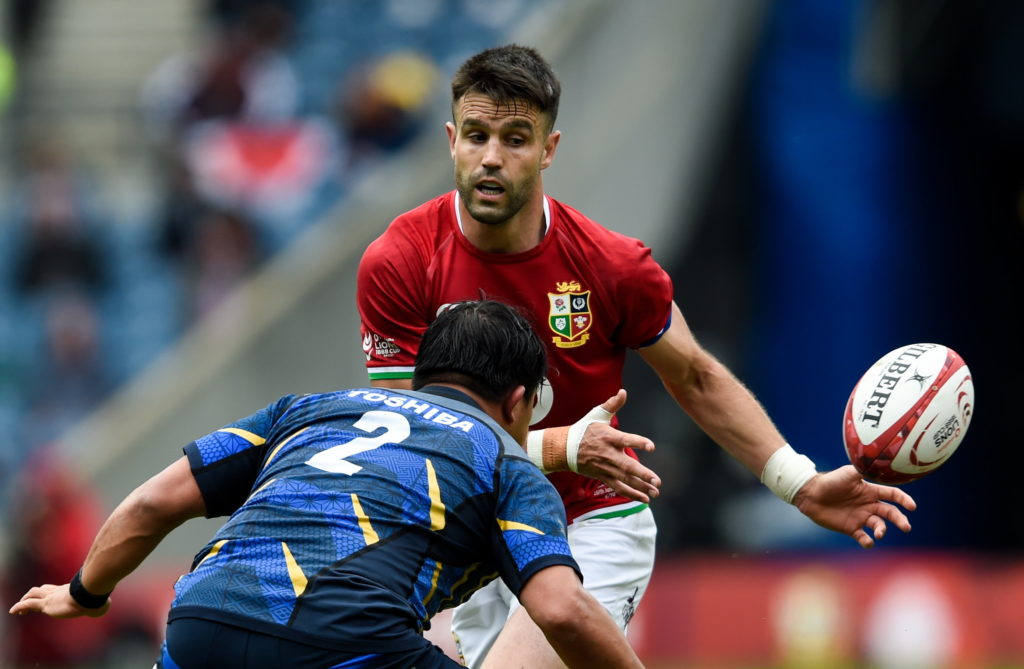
[456, 191, 548, 254]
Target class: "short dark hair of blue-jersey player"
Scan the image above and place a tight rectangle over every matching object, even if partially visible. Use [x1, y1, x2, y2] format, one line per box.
[8, 300, 644, 669]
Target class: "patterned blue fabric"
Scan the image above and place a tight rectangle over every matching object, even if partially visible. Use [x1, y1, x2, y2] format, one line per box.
[192, 430, 258, 466]
[171, 387, 575, 653]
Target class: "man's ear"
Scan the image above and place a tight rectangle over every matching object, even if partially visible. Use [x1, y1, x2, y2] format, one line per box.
[502, 385, 528, 424]
[446, 121, 457, 158]
[540, 129, 561, 170]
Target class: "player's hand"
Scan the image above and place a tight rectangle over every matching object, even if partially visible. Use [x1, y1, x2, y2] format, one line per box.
[576, 390, 662, 504]
[8, 583, 110, 619]
[792, 465, 917, 549]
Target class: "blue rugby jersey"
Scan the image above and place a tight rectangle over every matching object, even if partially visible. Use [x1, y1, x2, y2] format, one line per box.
[170, 386, 577, 652]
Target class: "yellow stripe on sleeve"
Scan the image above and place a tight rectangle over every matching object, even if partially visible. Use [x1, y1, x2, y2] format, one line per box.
[245, 478, 277, 503]
[194, 539, 229, 570]
[262, 427, 309, 469]
[217, 427, 266, 445]
[351, 494, 379, 545]
[425, 459, 445, 531]
[281, 542, 307, 597]
[497, 519, 544, 535]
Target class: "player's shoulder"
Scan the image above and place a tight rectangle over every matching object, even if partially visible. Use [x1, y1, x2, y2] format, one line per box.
[362, 193, 454, 265]
[548, 196, 660, 266]
[549, 196, 650, 249]
[387, 192, 453, 239]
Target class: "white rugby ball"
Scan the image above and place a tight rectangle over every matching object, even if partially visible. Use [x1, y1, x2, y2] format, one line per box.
[843, 343, 974, 484]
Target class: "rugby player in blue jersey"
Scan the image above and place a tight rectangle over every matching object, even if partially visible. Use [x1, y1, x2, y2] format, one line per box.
[9, 300, 644, 668]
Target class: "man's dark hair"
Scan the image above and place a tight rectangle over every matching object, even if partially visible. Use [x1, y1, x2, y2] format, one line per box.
[450, 44, 561, 131]
[413, 300, 547, 403]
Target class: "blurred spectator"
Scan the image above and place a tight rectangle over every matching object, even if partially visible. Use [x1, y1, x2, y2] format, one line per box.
[140, 1, 300, 142]
[183, 208, 263, 323]
[206, 0, 301, 33]
[142, 1, 331, 246]
[19, 291, 114, 452]
[155, 152, 212, 265]
[2, 448, 113, 666]
[9, 140, 106, 298]
[183, 116, 341, 229]
[333, 50, 439, 173]
[185, 3, 297, 125]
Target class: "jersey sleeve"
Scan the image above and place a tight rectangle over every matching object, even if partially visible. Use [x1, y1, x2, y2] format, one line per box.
[613, 239, 674, 349]
[356, 227, 428, 382]
[491, 451, 580, 597]
[183, 394, 298, 517]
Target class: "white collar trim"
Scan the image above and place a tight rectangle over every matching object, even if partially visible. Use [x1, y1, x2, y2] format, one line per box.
[454, 191, 551, 238]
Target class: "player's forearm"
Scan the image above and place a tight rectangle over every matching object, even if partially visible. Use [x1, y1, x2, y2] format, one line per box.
[639, 303, 789, 477]
[522, 567, 645, 668]
[661, 355, 821, 503]
[540, 594, 644, 668]
[81, 458, 205, 594]
[81, 493, 177, 593]
[664, 355, 787, 476]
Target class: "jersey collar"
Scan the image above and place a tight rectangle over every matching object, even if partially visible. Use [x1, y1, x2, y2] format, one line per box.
[453, 190, 551, 240]
[417, 384, 483, 411]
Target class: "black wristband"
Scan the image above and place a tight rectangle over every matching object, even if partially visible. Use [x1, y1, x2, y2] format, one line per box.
[69, 569, 111, 609]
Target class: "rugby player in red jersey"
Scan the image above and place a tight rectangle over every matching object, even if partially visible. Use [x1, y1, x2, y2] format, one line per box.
[358, 44, 917, 668]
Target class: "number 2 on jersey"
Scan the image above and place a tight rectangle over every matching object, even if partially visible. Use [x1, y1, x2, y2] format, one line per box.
[306, 410, 411, 475]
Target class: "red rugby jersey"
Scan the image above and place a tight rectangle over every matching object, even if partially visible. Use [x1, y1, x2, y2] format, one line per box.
[357, 191, 673, 521]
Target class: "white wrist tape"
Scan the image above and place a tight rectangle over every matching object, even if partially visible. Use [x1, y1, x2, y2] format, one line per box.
[526, 404, 616, 473]
[760, 444, 817, 504]
[566, 405, 615, 473]
[527, 429, 550, 473]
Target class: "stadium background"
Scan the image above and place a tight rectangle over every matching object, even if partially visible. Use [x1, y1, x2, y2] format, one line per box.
[1, 0, 1021, 667]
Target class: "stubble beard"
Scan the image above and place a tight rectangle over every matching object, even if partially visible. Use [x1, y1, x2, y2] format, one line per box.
[455, 170, 536, 226]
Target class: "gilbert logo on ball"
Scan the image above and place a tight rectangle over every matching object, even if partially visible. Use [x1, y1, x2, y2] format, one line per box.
[843, 343, 973, 484]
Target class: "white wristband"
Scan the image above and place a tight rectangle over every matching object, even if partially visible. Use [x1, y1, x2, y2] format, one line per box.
[527, 430, 549, 473]
[760, 444, 817, 504]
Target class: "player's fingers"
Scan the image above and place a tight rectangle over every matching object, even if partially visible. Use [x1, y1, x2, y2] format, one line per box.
[604, 478, 650, 504]
[598, 389, 628, 415]
[613, 456, 661, 490]
[866, 515, 886, 540]
[851, 528, 875, 549]
[18, 585, 54, 602]
[9, 601, 32, 615]
[873, 484, 917, 512]
[9, 589, 49, 615]
[620, 432, 655, 453]
[875, 501, 912, 533]
[594, 458, 659, 501]
[624, 473, 660, 500]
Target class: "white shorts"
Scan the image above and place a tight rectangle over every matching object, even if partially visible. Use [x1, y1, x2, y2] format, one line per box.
[450, 506, 657, 668]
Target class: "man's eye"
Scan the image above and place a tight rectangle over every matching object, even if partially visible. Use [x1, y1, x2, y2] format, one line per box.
[467, 133, 487, 143]
[507, 137, 526, 146]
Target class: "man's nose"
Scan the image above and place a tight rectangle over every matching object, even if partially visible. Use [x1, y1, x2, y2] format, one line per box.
[481, 138, 503, 168]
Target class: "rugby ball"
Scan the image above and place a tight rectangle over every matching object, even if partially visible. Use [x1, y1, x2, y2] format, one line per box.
[844, 343, 974, 484]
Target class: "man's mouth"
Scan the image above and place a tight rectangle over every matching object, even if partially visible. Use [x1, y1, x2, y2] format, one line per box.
[476, 181, 506, 197]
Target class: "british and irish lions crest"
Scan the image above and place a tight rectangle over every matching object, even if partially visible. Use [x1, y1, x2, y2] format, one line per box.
[548, 281, 591, 348]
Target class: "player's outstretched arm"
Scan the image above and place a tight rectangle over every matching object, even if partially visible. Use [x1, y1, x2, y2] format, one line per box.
[636, 301, 918, 548]
[792, 465, 917, 549]
[372, 377, 661, 501]
[485, 565, 644, 669]
[527, 389, 661, 503]
[9, 456, 206, 619]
